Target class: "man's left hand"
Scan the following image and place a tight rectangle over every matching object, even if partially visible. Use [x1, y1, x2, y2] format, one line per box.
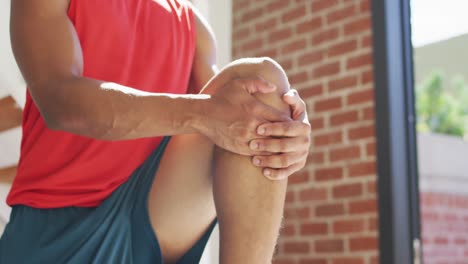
[250, 89, 311, 180]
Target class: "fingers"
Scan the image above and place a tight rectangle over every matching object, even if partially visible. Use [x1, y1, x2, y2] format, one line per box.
[283, 89, 307, 120]
[249, 136, 310, 153]
[257, 120, 311, 137]
[262, 163, 304, 181]
[252, 151, 304, 169]
[254, 103, 292, 122]
[240, 77, 277, 94]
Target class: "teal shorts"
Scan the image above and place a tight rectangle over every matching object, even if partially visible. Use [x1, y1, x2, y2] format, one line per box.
[0, 137, 216, 264]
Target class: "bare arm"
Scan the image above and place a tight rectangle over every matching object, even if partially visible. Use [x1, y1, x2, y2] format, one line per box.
[10, 0, 216, 140]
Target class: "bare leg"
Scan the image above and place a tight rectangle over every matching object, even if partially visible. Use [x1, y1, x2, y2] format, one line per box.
[148, 58, 290, 263]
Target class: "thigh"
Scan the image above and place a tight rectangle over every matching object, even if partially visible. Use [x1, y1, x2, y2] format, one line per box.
[147, 133, 216, 263]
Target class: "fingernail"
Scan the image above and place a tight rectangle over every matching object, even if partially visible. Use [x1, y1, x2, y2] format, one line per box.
[250, 141, 259, 150]
[264, 169, 271, 177]
[258, 126, 266, 135]
[253, 157, 261, 166]
[268, 83, 277, 89]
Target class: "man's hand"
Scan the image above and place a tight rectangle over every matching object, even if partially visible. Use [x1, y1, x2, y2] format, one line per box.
[250, 89, 311, 180]
[198, 77, 292, 156]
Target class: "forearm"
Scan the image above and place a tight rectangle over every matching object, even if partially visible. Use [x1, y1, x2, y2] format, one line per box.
[42, 76, 209, 140]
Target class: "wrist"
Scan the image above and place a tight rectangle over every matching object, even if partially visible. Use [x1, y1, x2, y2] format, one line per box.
[185, 94, 212, 135]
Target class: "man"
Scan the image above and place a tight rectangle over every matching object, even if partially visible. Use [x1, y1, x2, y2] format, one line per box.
[0, 0, 311, 263]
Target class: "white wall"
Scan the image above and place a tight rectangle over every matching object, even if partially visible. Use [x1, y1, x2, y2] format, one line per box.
[193, 1, 231, 263]
[0, 1, 26, 107]
[413, 34, 468, 85]
[418, 133, 468, 194]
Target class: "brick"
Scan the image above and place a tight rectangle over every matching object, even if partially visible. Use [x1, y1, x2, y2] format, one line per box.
[281, 39, 307, 54]
[349, 161, 376, 177]
[330, 111, 359, 127]
[307, 151, 325, 164]
[297, 17, 323, 34]
[344, 16, 371, 35]
[348, 124, 375, 140]
[332, 182, 363, 198]
[299, 84, 324, 99]
[434, 237, 449, 245]
[274, 259, 295, 264]
[350, 236, 378, 251]
[328, 75, 358, 92]
[346, 52, 373, 70]
[362, 106, 375, 121]
[313, 61, 340, 78]
[361, 69, 374, 84]
[314, 96, 342, 112]
[284, 242, 309, 254]
[241, 38, 264, 51]
[269, 28, 293, 42]
[455, 237, 467, 245]
[332, 257, 365, 264]
[299, 187, 328, 201]
[242, 7, 264, 22]
[367, 180, 377, 195]
[285, 190, 296, 203]
[282, 5, 307, 23]
[313, 131, 342, 147]
[315, 167, 343, 181]
[361, 34, 372, 48]
[329, 145, 360, 162]
[327, 4, 357, 24]
[266, 0, 291, 13]
[328, 39, 358, 57]
[300, 222, 328, 235]
[347, 89, 374, 106]
[315, 239, 344, 253]
[366, 141, 376, 157]
[289, 71, 309, 85]
[333, 219, 365, 234]
[290, 170, 309, 185]
[284, 206, 310, 219]
[233, 0, 249, 11]
[310, 116, 325, 130]
[299, 259, 327, 264]
[281, 223, 296, 237]
[312, 0, 339, 12]
[299, 50, 325, 66]
[368, 216, 378, 231]
[233, 27, 251, 41]
[255, 17, 278, 32]
[312, 28, 340, 45]
[360, 0, 371, 12]
[257, 48, 278, 59]
[316, 203, 345, 217]
[350, 199, 377, 214]
[277, 59, 293, 72]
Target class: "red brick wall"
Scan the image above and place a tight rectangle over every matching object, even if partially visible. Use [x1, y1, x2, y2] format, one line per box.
[420, 191, 468, 264]
[232, 0, 378, 263]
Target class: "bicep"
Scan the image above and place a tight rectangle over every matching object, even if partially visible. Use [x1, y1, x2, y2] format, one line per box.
[10, 0, 83, 103]
[188, 4, 218, 93]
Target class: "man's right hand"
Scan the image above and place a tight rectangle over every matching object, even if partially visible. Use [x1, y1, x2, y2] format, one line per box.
[195, 77, 291, 156]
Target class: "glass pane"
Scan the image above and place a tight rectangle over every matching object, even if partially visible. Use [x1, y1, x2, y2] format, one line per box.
[412, 0, 468, 263]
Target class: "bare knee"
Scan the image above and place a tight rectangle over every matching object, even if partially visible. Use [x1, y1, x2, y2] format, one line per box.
[228, 57, 291, 113]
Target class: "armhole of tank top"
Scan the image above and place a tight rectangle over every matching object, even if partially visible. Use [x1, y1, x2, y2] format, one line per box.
[67, 0, 76, 22]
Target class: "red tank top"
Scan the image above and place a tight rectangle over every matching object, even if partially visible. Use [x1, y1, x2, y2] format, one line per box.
[7, 0, 196, 208]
